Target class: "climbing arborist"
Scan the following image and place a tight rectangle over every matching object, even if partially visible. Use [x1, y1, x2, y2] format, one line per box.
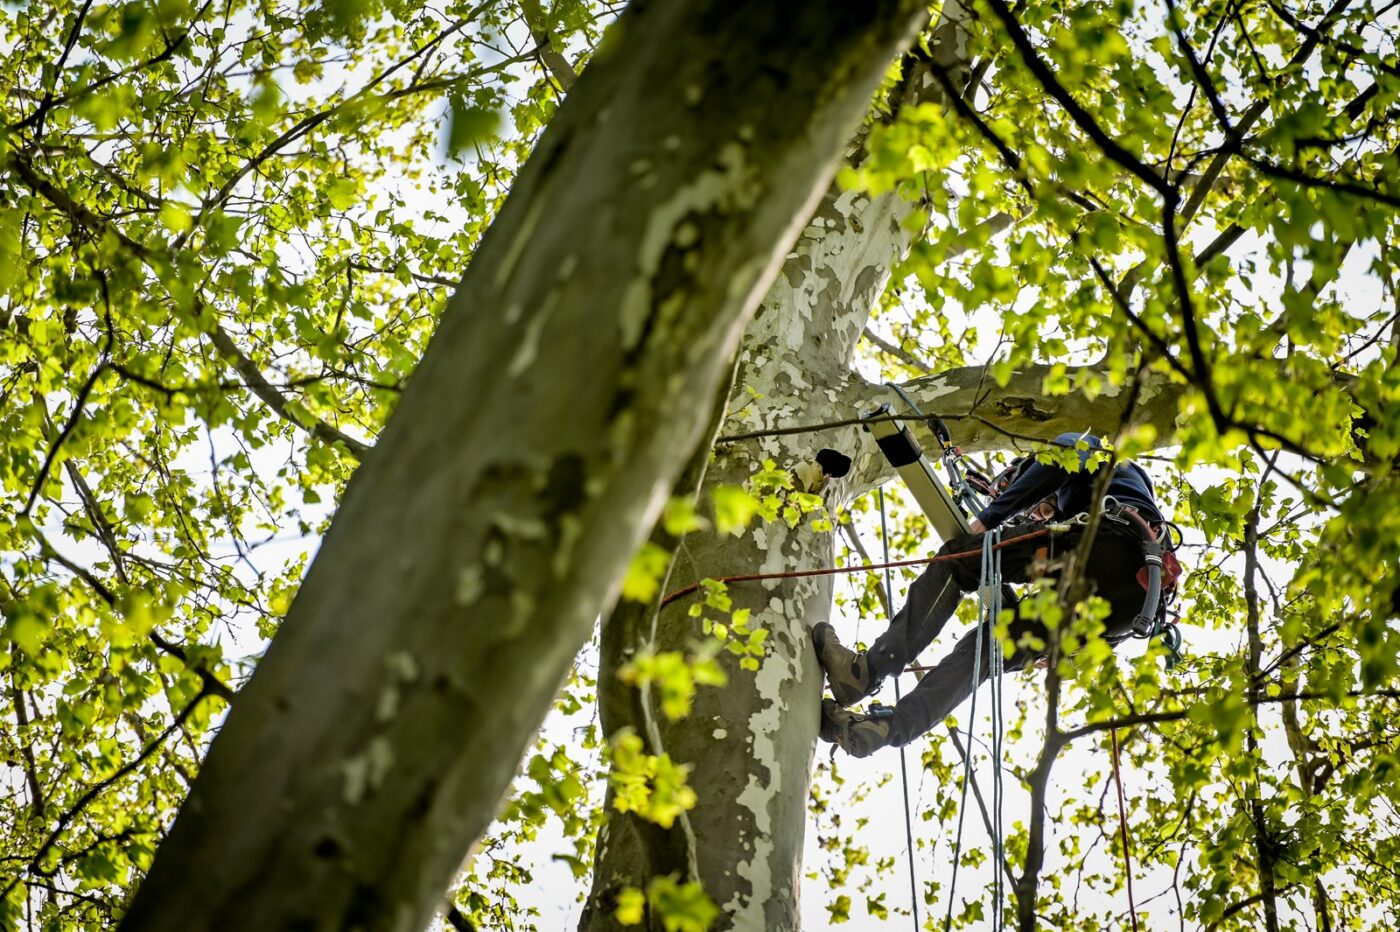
[815, 432, 1173, 758]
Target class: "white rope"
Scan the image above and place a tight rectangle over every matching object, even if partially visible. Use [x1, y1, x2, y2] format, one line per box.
[878, 488, 921, 932]
[944, 527, 1006, 930]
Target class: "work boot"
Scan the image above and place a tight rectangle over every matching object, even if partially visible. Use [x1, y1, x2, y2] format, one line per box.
[812, 622, 877, 707]
[819, 699, 892, 758]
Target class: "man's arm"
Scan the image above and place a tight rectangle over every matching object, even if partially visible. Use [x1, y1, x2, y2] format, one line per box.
[974, 459, 1070, 530]
[974, 432, 1100, 531]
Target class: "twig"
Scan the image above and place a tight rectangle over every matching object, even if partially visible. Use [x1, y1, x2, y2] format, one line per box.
[861, 327, 935, 374]
[0, 689, 212, 901]
[26, 0, 96, 138]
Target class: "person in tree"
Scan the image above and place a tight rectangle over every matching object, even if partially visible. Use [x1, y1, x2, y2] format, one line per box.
[814, 432, 1168, 757]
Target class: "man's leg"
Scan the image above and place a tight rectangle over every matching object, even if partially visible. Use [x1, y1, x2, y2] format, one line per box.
[867, 531, 985, 677]
[885, 611, 1046, 746]
[876, 526, 1065, 746]
[814, 531, 983, 707]
[886, 524, 1149, 746]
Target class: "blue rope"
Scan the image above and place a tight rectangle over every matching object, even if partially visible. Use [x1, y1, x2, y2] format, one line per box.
[989, 534, 1006, 927]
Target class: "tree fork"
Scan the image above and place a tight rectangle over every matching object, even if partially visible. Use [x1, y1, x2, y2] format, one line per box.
[119, 1, 932, 929]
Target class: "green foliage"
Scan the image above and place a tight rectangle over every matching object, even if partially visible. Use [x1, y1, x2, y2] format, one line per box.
[607, 729, 698, 830]
[621, 542, 671, 603]
[614, 876, 719, 931]
[5, 0, 1400, 926]
[621, 645, 727, 720]
[0, 0, 608, 925]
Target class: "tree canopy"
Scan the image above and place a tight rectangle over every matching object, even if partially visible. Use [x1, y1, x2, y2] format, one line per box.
[1, 0, 1399, 929]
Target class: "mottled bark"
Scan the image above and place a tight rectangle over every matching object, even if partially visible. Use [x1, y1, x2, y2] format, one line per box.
[120, 1, 931, 929]
[578, 2, 1203, 925]
[583, 7, 981, 929]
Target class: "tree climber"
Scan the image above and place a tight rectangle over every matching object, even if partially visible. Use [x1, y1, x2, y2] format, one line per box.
[814, 432, 1171, 758]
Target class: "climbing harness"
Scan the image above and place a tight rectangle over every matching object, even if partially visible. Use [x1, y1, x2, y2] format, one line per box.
[1098, 500, 1187, 668]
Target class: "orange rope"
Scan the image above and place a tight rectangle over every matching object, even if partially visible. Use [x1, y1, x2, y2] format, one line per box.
[658, 527, 1051, 608]
[1110, 727, 1142, 932]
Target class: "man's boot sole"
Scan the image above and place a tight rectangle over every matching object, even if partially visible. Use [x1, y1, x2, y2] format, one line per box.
[812, 623, 869, 707]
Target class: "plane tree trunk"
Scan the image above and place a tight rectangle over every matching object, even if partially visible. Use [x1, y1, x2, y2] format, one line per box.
[582, 10, 976, 930]
[579, 4, 1189, 927]
[119, 2, 932, 929]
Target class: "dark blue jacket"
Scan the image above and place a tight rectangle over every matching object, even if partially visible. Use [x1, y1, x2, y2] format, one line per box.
[975, 432, 1163, 530]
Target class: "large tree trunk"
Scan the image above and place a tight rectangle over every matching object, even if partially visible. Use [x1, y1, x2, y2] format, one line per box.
[119, 2, 932, 929]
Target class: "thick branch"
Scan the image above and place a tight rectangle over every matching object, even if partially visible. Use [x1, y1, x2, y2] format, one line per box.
[520, 0, 579, 91]
[206, 324, 369, 459]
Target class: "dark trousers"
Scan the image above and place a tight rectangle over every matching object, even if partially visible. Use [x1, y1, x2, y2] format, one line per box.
[869, 524, 1147, 747]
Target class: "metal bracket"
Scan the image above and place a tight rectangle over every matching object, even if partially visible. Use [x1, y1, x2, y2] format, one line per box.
[863, 403, 970, 542]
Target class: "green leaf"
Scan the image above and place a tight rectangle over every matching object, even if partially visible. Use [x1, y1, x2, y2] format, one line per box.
[662, 497, 708, 536]
[621, 543, 671, 603]
[446, 98, 502, 159]
[615, 887, 645, 925]
[712, 485, 758, 536]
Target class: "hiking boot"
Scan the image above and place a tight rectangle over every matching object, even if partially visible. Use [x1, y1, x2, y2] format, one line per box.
[819, 699, 892, 758]
[813, 622, 877, 707]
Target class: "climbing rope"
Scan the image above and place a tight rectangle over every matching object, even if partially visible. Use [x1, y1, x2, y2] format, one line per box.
[944, 526, 1007, 930]
[878, 488, 921, 932]
[987, 531, 1007, 928]
[658, 527, 1051, 609]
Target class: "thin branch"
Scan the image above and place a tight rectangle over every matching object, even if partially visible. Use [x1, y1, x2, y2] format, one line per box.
[715, 412, 909, 446]
[1244, 505, 1282, 932]
[8, 0, 212, 133]
[0, 689, 212, 901]
[520, 0, 578, 92]
[1060, 689, 1400, 743]
[26, 0, 96, 138]
[1204, 885, 1301, 932]
[1249, 157, 1400, 210]
[861, 327, 934, 374]
[347, 259, 458, 288]
[22, 359, 109, 517]
[981, 0, 1172, 198]
[9, 648, 46, 820]
[946, 724, 1018, 886]
[9, 154, 372, 460]
[22, 274, 116, 517]
[918, 44, 1034, 197]
[179, 8, 500, 240]
[1160, 195, 1229, 433]
[206, 322, 370, 459]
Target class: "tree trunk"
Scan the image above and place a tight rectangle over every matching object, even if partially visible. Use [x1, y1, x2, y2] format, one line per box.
[578, 1, 1197, 920]
[119, 1, 931, 929]
[581, 11, 983, 928]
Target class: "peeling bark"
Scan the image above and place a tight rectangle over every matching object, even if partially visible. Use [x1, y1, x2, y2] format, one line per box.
[120, 2, 932, 929]
[582, 8, 986, 929]
[580, 2, 1201, 923]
